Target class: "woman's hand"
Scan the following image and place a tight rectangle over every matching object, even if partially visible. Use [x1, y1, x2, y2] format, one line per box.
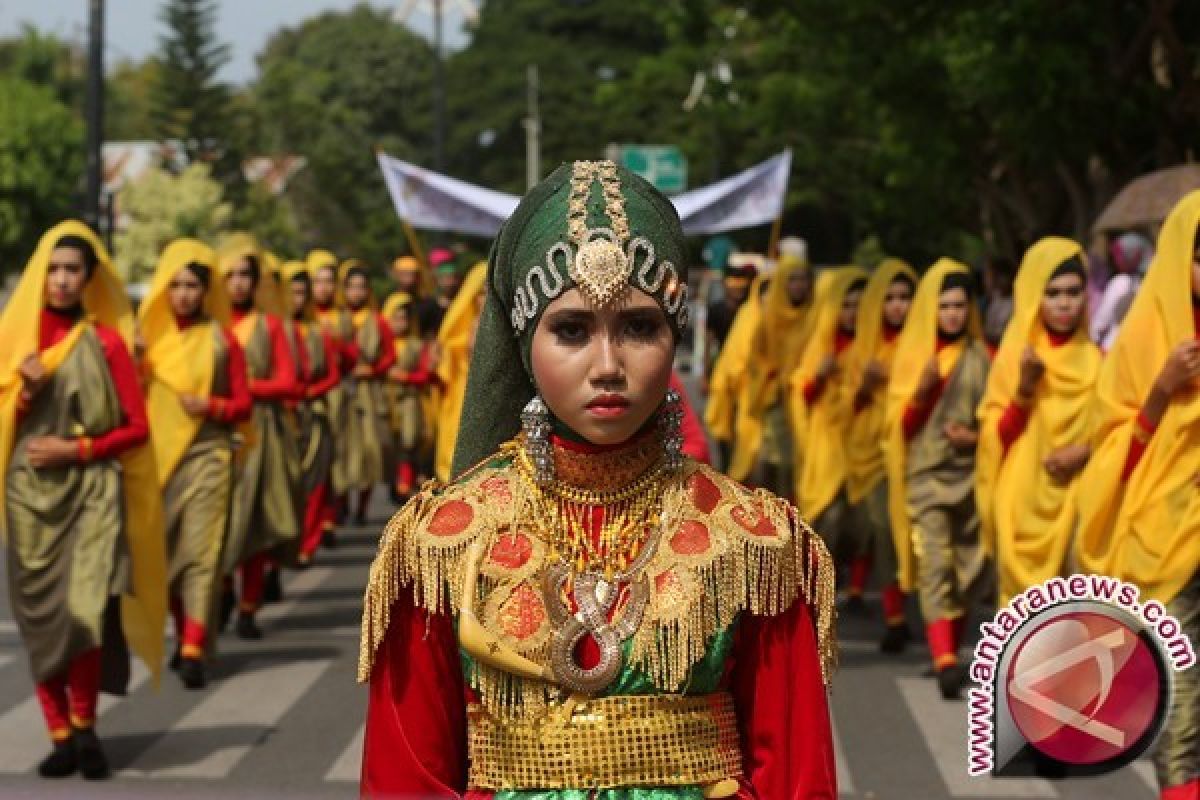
[25, 435, 80, 468]
[354, 363, 375, 379]
[180, 394, 210, 416]
[815, 354, 839, 382]
[915, 357, 941, 402]
[943, 421, 978, 451]
[18, 354, 47, 397]
[1017, 346, 1045, 401]
[1043, 442, 1091, 484]
[1154, 341, 1200, 397]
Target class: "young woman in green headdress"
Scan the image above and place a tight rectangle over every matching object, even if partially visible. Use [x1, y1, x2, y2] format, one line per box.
[359, 162, 838, 798]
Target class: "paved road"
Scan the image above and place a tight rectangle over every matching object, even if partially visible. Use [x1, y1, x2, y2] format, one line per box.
[0, 497, 1161, 799]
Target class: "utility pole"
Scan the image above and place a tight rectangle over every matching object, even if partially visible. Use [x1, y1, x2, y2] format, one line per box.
[523, 64, 540, 190]
[432, 0, 446, 172]
[84, 0, 105, 230]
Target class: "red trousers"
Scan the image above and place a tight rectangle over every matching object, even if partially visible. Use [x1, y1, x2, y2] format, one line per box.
[35, 648, 102, 741]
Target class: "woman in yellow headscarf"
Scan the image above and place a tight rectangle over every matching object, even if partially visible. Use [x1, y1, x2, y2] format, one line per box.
[0, 221, 165, 780]
[433, 261, 488, 481]
[703, 273, 766, 478]
[139, 239, 252, 689]
[340, 260, 397, 522]
[842, 259, 916, 648]
[789, 267, 867, 534]
[217, 233, 301, 640]
[280, 260, 342, 566]
[752, 254, 816, 494]
[1073, 192, 1200, 798]
[382, 291, 431, 498]
[885, 258, 989, 700]
[976, 238, 1098, 606]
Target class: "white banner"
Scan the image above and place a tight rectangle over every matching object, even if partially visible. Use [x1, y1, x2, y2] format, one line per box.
[377, 150, 792, 237]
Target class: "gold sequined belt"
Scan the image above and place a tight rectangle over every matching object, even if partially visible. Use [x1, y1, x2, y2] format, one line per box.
[467, 692, 744, 790]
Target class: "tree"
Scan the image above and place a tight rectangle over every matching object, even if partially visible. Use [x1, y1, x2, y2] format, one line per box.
[0, 24, 84, 111]
[113, 163, 232, 281]
[253, 6, 435, 267]
[151, 0, 232, 164]
[0, 77, 84, 276]
[107, 58, 161, 140]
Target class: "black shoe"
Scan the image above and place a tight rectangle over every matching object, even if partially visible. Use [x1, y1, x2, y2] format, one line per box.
[842, 594, 869, 616]
[37, 739, 77, 778]
[73, 728, 110, 781]
[879, 623, 911, 654]
[263, 568, 283, 605]
[937, 664, 967, 700]
[218, 587, 236, 632]
[236, 612, 263, 640]
[168, 644, 182, 672]
[179, 657, 207, 689]
[322, 530, 338, 550]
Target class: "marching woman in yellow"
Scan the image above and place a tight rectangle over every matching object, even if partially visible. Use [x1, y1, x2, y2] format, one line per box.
[1074, 192, 1200, 800]
[382, 292, 432, 500]
[218, 234, 301, 639]
[341, 260, 397, 522]
[432, 261, 488, 482]
[139, 239, 252, 688]
[976, 238, 1098, 606]
[789, 267, 867, 540]
[751, 253, 815, 495]
[1, 222, 165, 779]
[842, 259, 917, 649]
[885, 259, 990, 700]
[703, 273, 765, 479]
[281, 260, 342, 567]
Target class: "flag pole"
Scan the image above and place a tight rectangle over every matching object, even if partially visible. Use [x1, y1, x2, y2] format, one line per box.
[767, 214, 783, 259]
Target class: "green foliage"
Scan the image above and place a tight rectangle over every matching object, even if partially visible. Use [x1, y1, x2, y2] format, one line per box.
[151, 0, 232, 163]
[231, 182, 302, 260]
[0, 24, 84, 111]
[253, 6, 436, 269]
[0, 77, 83, 275]
[113, 163, 232, 281]
[107, 58, 161, 140]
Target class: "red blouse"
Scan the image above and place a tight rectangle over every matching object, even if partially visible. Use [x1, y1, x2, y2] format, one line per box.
[345, 312, 398, 377]
[232, 308, 298, 403]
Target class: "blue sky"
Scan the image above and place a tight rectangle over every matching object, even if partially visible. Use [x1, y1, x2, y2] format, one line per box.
[0, 0, 471, 84]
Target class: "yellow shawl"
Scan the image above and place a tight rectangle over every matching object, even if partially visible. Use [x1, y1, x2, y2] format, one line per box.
[1074, 191, 1200, 604]
[704, 276, 768, 481]
[843, 259, 917, 504]
[790, 266, 868, 518]
[217, 232, 283, 318]
[435, 262, 488, 481]
[0, 220, 166, 682]
[884, 258, 983, 591]
[138, 238, 231, 485]
[976, 237, 1100, 603]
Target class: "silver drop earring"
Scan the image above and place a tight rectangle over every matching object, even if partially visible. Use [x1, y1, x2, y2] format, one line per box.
[660, 388, 685, 472]
[521, 394, 555, 486]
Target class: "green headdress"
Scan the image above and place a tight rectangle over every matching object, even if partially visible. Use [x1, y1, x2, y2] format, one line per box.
[452, 160, 689, 476]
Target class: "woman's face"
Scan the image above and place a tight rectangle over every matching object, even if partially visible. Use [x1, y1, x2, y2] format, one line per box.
[344, 274, 370, 310]
[1040, 272, 1086, 335]
[389, 306, 411, 336]
[937, 287, 970, 336]
[289, 277, 310, 317]
[45, 246, 89, 310]
[224, 257, 256, 305]
[168, 267, 206, 318]
[838, 287, 863, 334]
[786, 269, 812, 307]
[883, 278, 913, 328]
[313, 267, 337, 305]
[530, 287, 674, 447]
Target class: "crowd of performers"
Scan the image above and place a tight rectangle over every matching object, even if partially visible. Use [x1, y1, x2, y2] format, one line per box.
[0, 222, 499, 779]
[704, 195, 1200, 798]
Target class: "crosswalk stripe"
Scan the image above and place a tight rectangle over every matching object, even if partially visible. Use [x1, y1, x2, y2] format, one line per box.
[123, 658, 331, 779]
[257, 567, 334, 626]
[325, 723, 364, 783]
[1132, 760, 1158, 792]
[0, 660, 149, 774]
[0, 621, 17, 634]
[0, 654, 14, 669]
[830, 714, 855, 795]
[895, 677, 1058, 798]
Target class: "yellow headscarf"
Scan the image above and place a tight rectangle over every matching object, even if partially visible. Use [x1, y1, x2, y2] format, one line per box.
[341, 258, 380, 321]
[843, 259, 917, 503]
[760, 254, 814, 396]
[305, 250, 346, 335]
[704, 275, 768, 481]
[217, 233, 283, 319]
[1074, 191, 1200, 604]
[434, 262, 488, 481]
[789, 266, 868, 518]
[280, 259, 313, 320]
[975, 238, 1099, 602]
[138, 238, 231, 485]
[382, 291, 419, 338]
[0, 221, 166, 682]
[884, 258, 983, 591]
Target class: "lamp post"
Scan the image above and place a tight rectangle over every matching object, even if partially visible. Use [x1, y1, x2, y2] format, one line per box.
[84, 0, 105, 230]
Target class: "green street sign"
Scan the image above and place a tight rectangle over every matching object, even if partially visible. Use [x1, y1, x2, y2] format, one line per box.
[616, 145, 688, 194]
